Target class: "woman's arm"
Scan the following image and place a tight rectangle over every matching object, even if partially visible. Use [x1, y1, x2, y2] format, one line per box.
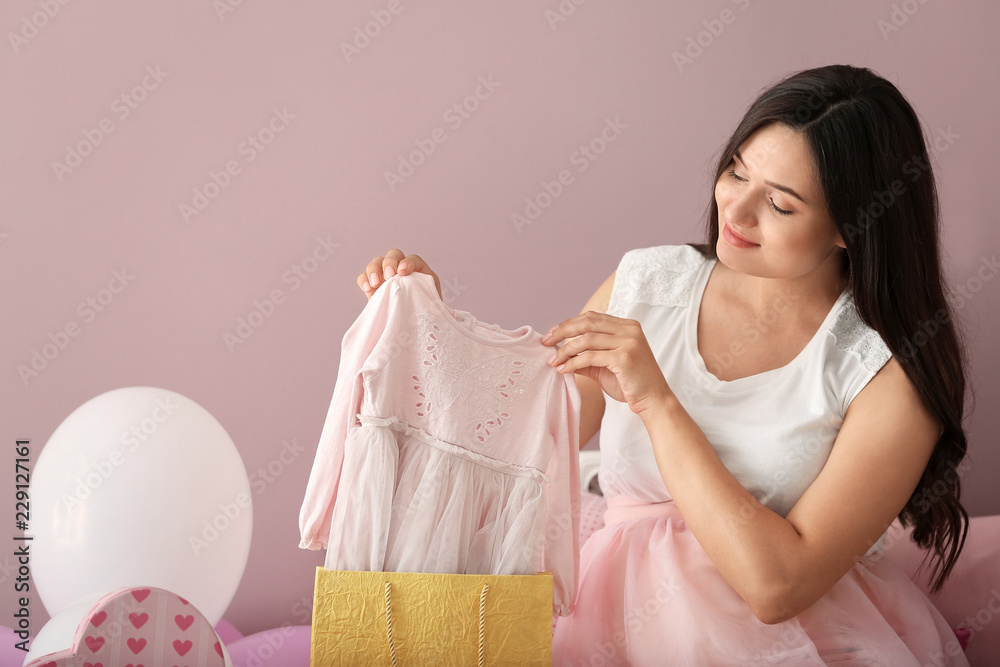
[573, 271, 615, 449]
[639, 356, 940, 624]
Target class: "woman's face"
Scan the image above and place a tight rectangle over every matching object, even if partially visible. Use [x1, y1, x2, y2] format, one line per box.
[714, 122, 845, 281]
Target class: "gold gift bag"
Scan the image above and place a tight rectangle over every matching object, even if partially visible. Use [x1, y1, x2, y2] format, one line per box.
[310, 567, 553, 666]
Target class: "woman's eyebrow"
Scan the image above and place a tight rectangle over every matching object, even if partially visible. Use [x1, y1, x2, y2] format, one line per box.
[734, 150, 809, 206]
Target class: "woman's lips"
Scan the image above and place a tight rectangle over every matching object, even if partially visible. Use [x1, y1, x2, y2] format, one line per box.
[723, 223, 759, 247]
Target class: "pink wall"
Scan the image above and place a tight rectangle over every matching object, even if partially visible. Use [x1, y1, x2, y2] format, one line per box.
[2, 0, 996, 637]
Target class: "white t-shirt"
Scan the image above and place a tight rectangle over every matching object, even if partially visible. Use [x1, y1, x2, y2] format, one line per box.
[597, 244, 893, 551]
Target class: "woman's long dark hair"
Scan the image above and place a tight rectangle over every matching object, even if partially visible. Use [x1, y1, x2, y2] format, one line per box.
[689, 64, 971, 593]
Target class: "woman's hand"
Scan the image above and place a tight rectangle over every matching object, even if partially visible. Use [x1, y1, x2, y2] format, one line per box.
[541, 311, 674, 418]
[358, 248, 442, 301]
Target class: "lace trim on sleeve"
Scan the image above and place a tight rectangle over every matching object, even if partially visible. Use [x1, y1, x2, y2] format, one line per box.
[608, 245, 706, 316]
[829, 300, 892, 374]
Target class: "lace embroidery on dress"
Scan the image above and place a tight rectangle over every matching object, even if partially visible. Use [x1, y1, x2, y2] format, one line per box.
[410, 313, 540, 445]
[609, 245, 707, 316]
[828, 299, 892, 374]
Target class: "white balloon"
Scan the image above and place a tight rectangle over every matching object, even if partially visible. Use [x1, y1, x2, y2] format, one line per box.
[29, 387, 252, 625]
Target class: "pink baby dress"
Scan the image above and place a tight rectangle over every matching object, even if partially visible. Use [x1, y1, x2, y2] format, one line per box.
[552, 244, 969, 665]
[297, 270, 581, 616]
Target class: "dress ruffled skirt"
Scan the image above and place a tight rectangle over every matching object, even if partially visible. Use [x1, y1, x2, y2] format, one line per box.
[553, 496, 969, 666]
[324, 414, 547, 578]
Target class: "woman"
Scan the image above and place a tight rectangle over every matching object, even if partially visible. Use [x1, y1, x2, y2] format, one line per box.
[357, 65, 971, 665]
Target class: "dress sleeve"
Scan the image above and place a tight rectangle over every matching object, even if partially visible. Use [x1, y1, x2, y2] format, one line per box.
[297, 277, 403, 551]
[543, 369, 582, 616]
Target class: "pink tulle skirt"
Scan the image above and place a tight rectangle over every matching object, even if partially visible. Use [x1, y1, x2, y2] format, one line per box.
[552, 496, 969, 666]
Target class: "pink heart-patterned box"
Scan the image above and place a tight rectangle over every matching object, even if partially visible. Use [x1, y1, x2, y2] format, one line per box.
[25, 586, 226, 667]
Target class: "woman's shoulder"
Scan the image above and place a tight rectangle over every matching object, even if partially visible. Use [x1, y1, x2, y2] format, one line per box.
[607, 243, 711, 316]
